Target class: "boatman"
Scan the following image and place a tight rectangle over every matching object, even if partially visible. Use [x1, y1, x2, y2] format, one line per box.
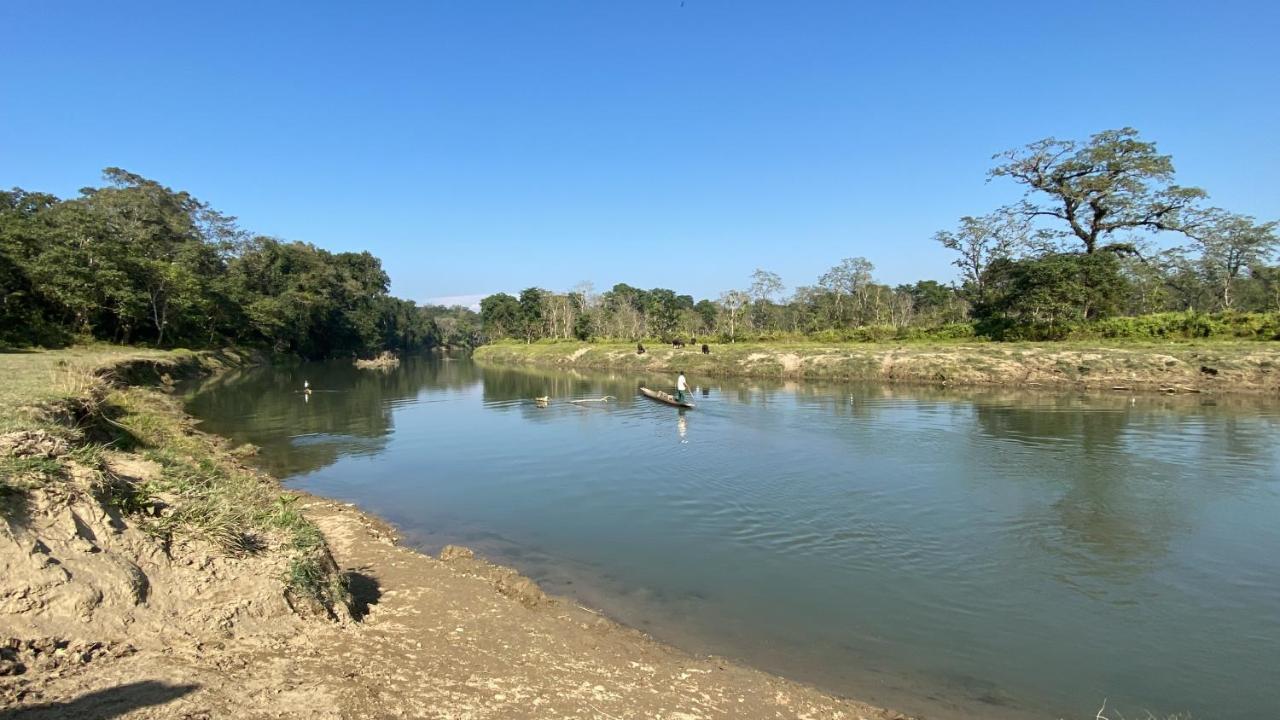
[676, 370, 689, 404]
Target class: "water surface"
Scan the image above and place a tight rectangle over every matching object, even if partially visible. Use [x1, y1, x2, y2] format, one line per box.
[184, 356, 1280, 720]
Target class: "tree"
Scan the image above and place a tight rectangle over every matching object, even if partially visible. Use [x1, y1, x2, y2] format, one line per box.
[990, 128, 1206, 255]
[717, 289, 750, 342]
[748, 269, 785, 332]
[693, 299, 717, 332]
[1186, 211, 1278, 310]
[748, 269, 783, 304]
[644, 288, 681, 339]
[935, 210, 1028, 302]
[479, 293, 521, 339]
[517, 287, 546, 343]
[817, 257, 875, 326]
[977, 253, 1128, 338]
[896, 280, 964, 324]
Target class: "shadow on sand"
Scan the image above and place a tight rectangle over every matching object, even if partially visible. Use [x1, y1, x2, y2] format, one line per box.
[344, 568, 382, 621]
[0, 681, 198, 719]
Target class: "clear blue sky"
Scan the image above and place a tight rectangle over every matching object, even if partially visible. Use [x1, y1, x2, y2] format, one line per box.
[3, 1, 1277, 306]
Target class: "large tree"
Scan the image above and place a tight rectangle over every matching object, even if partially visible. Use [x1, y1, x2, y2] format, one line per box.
[479, 292, 521, 340]
[990, 128, 1206, 255]
[977, 253, 1129, 337]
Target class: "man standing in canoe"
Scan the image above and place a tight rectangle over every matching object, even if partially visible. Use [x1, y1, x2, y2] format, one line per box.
[676, 370, 689, 404]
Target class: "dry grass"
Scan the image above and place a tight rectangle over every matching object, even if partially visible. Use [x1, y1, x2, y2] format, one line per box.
[354, 350, 400, 370]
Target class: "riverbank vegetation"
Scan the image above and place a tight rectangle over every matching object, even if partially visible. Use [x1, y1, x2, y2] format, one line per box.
[0, 169, 481, 356]
[0, 347, 348, 612]
[478, 128, 1279, 346]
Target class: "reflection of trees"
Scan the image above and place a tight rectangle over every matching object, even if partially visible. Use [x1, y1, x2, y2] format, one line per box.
[185, 356, 481, 477]
[480, 365, 647, 409]
[972, 397, 1179, 592]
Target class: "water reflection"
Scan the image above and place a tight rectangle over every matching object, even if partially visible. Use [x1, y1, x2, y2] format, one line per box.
[184, 357, 481, 476]
[183, 357, 1280, 720]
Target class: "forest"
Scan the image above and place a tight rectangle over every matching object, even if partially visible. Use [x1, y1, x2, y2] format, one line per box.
[5, 129, 1277, 355]
[480, 128, 1280, 344]
[0, 169, 480, 355]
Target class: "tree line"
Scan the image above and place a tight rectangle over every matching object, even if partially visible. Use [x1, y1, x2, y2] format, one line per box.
[0, 169, 481, 355]
[481, 128, 1279, 343]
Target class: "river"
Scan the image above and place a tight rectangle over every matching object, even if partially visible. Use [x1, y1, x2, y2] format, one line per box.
[183, 355, 1280, 720]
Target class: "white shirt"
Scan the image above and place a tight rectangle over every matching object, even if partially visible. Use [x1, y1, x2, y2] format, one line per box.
[677, 374, 688, 391]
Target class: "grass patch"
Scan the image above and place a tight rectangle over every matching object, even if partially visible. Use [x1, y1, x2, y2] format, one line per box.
[0, 345, 171, 433]
[0, 346, 347, 613]
[102, 387, 349, 611]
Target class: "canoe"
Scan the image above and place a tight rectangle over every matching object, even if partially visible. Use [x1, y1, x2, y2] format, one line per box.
[639, 386, 695, 408]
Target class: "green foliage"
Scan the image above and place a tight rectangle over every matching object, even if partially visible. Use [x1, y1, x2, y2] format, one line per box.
[975, 253, 1128, 339]
[479, 292, 521, 339]
[1079, 311, 1280, 341]
[990, 127, 1205, 254]
[0, 171, 465, 357]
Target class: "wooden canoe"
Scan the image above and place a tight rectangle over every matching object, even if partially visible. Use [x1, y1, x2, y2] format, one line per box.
[639, 386, 695, 408]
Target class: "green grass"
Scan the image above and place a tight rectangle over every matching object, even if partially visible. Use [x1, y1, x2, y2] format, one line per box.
[0, 345, 172, 433]
[0, 345, 348, 612]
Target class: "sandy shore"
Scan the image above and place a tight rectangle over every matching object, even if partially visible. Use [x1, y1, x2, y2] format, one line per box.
[1, 351, 910, 720]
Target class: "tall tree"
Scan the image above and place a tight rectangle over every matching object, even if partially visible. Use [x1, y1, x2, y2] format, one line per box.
[479, 293, 521, 339]
[717, 289, 750, 342]
[990, 128, 1206, 255]
[817, 257, 874, 326]
[1185, 211, 1279, 310]
[517, 287, 546, 343]
[935, 211, 1028, 302]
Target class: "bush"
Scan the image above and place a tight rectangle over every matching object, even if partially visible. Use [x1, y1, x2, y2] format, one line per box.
[896, 323, 977, 341]
[1069, 311, 1280, 341]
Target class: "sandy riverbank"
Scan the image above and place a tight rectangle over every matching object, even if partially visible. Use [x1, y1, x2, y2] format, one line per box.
[1, 349, 908, 719]
[474, 340, 1280, 395]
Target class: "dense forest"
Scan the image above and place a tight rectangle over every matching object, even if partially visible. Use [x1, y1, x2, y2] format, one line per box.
[0, 169, 480, 355]
[481, 128, 1280, 344]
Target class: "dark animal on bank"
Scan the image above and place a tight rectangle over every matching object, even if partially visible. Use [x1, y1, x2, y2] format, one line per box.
[1200, 365, 1219, 376]
[672, 338, 685, 348]
[637, 343, 646, 355]
[701, 344, 710, 354]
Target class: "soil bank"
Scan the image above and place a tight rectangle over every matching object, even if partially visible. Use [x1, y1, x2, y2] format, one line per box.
[474, 340, 1280, 396]
[1, 349, 908, 720]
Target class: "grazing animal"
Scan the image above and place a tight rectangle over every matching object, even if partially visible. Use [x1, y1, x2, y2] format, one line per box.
[701, 343, 710, 354]
[672, 338, 685, 348]
[1200, 365, 1219, 376]
[637, 342, 646, 355]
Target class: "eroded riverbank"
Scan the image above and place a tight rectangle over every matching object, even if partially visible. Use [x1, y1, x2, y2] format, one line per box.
[474, 340, 1280, 395]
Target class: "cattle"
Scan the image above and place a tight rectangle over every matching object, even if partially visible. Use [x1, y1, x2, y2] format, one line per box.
[672, 338, 685, 348]
[701, 344, 710, 354]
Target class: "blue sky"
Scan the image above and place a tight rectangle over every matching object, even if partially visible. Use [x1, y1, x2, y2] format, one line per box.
[2, 1, 1277, 307]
